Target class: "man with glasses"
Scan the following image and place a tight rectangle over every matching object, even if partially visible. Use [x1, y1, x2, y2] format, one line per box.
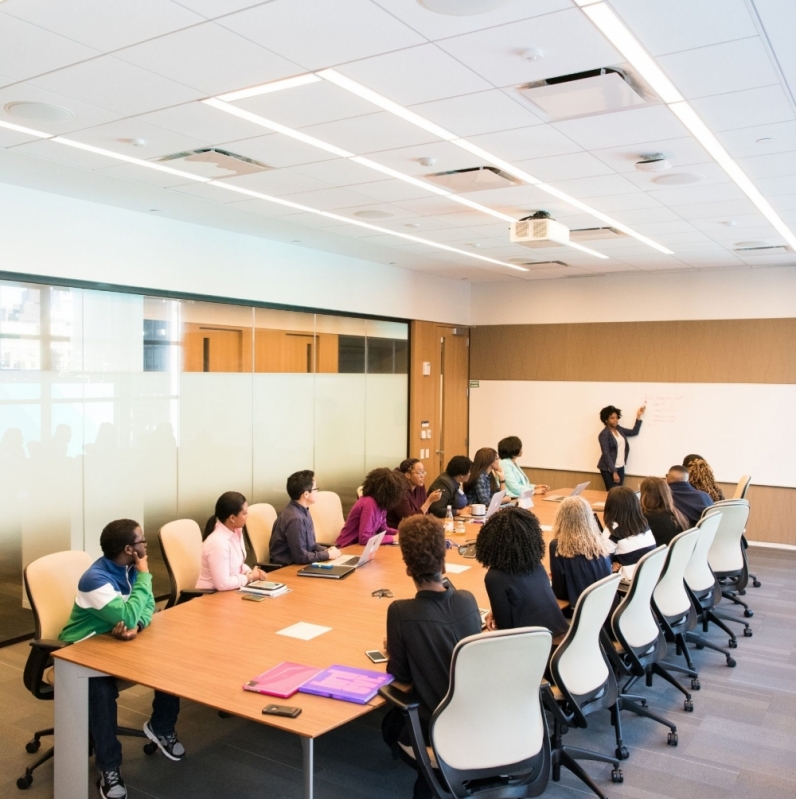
[59, 519, 183, 799]
[269, 470, 340, 565]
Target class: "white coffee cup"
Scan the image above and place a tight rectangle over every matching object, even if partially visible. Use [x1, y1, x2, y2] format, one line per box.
[471, 504, 486, 517]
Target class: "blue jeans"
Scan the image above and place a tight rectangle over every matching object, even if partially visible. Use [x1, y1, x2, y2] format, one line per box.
[89, 677, 180, 771]
[600, 467, 625, 491]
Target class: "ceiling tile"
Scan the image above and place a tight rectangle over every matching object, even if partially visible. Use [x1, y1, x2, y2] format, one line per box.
[395, 195, 476, 217]
[29, 57, 204, 116]
[751, 174, 796, 196]
[410, 90, 543, 138]
[336, 44, 491, 106]
[166, 181, 248, 204]
[436, 8, 622, 88]
[513, 151, 614, 182]
[0, 14, 99, 81]
[588, 193, 665, 212]
[278, 186, 388, 212]
[769, 194, 796, 212]
[752, 1, 796, 114]
[657, 38, 779, 100]
[218, 133, 337, 168]
[468, 124, 581, 162]
[290, 158, 385, 187]
[93, 162, 196, 189]
[539, 173, 640, 200]
[623, 161, 732, 190]
[301, 112, 439, 155]
[647, 182, 746, 207]
[2, 0, 204, 51]
[370, 0, 570, 41]
[687, 213, 769, 232]
[355, 140, 483, 177]
[238, 82, 377, 129]
[737, 151, 796, 180]
[610, 0, 757, 56]
[0, 127, 45, 148]
[552, 106, 688, 150]
[591, 136, 711, 173]
[0, 83, 119, 135]
[667, 198, 759, 219]
[172, 0, 263, 19]
[341, 179, 429, 203]
[214, 168, 332, 196]
[225, 197, 302, 217]
[717, 120, 796, 158]
[689, 85, 795, 133]
[114, 22, 303, 96]
[138, 101, 273, 144]
[8, 138, 126, 171]
[217, 0, 425, 71]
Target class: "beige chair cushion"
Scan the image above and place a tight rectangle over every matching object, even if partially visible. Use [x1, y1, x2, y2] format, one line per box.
[398, 740, 439, 770]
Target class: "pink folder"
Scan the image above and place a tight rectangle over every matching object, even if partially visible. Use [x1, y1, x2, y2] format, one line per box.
[243, 662, 322, 699]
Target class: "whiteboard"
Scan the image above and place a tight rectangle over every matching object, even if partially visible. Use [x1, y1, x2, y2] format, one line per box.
[469, 381, 796, 488]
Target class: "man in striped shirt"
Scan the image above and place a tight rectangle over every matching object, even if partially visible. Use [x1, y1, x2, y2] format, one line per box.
[60, 519, 184, 799]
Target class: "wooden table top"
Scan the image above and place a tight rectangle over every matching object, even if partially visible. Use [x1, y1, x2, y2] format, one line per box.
[54, 488, 605, 739]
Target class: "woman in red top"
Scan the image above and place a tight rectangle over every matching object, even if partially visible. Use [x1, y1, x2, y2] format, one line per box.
[336, 468, 406, 547]
[386, 459, 443, 529]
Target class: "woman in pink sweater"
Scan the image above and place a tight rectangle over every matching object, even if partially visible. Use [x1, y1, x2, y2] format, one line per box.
[336, 468, 406, 547]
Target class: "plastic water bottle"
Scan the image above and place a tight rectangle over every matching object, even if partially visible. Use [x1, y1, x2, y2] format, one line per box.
[444, 505, 454, 534]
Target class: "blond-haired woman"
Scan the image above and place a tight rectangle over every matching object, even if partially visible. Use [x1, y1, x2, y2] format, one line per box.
[549, 496, 612, 609]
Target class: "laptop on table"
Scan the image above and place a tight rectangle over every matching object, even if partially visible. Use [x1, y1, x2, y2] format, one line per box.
[544, 481, 590, 502]
[297, 532, 386, 579]
[461, 490, 506, 523]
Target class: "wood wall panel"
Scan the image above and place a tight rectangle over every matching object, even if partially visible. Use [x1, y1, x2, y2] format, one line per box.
[471, 318, 796, 384]
[409, 321, 441, 473]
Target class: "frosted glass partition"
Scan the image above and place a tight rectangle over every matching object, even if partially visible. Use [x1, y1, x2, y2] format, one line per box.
[0, 277, 408, 644]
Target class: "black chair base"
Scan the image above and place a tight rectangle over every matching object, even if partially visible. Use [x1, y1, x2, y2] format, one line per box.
[685, 631, 736, 668]
[614, 694, 678, 758]
[551, 746, 622, 799]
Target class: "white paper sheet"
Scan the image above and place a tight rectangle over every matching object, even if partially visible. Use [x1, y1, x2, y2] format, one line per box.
[445, 563, 471, 574]
[276, 622, 332, 641]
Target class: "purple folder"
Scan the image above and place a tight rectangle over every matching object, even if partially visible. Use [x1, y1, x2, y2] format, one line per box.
[298, 664, 394, 704]
[243, 662, 322, 699]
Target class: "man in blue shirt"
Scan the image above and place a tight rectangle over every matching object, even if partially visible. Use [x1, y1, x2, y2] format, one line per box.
[667, 465, 714, 527]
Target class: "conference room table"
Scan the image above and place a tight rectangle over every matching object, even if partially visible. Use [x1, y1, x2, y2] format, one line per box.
[52, 487, 607, 799]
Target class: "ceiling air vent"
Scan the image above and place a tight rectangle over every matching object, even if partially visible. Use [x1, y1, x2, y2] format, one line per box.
[158, 148, 273, 179]
[424, 166, 521, 192]
[508, 259, 568, 267]
[518, 67, 647, 120]
[733, 244, 794, 255]
[570, 227, 627, 241]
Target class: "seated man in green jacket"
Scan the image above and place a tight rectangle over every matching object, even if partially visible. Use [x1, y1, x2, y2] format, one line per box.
[60, 519, 184, 799]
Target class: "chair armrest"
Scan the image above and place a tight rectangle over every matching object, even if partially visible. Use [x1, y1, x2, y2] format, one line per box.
[255, 562, 283, 573]
[176, 588, 217, 605]
[24, 639, 69, 697]
[379, 684, 420, 712]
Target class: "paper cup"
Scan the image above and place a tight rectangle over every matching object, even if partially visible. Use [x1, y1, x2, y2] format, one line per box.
[471, 504, 486, 517]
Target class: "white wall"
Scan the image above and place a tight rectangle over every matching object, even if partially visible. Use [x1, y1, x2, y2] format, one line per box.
[0, 182, 471, 325]
[471, 267, 796, 325]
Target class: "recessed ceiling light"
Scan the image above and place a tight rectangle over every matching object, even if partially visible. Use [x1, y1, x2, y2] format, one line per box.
[354, 210, 395, 220]
[418, 0, 512, 15]
[4, 101, 74, 122]
[650, 172, 704, 186]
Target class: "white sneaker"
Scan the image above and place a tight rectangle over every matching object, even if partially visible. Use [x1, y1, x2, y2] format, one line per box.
[97, 768, 127, 799]
[143, 720, 185, 761]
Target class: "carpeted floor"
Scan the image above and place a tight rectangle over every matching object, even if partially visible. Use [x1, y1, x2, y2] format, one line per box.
[1, 546, 794, 799]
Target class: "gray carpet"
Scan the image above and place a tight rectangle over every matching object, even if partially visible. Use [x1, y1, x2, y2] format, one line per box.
[1, 547, 794, 799]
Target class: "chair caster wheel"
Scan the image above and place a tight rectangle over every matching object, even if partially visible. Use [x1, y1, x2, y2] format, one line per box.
[753, 580, 761, 588]
[743, 628, 753, 637]
[218, 711, 231, 718]
[694, 643, 704, 650]
[738, 589, 746, 596]
[691, 679, 701, 690]
[612, 768, 624, 784]
[25, 739, 40, 754]
[744, 609, 754, 618]
[17, 775, 33, 789]
[728, 639, 738, 648]
[727, 658, 736, 667]
[616, 746, 629, 760]
[668, 732, 678, 746]
[684, 700, 694, 712]
[143, 742, 158, 755]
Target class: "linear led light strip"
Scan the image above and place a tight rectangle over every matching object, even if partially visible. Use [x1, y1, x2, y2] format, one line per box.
[203, 94, 607, 259]
[573, 0, 796, 250]
[0, 118, 527, 271]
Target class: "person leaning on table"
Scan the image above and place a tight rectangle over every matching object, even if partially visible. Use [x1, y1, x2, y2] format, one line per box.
[196, 491, 269, 590]
[497, 435, 549, 498]
[426, 455, 472, 517]
[597, 404, 645, 490]
[59, 519, 184, 799]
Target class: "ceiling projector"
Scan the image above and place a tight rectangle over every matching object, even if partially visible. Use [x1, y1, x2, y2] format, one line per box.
[510, 213, 570, 248]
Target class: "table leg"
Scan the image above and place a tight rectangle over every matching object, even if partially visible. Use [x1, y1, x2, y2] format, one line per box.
[54, 659, 106, 799]
[301, 737, 314, 799]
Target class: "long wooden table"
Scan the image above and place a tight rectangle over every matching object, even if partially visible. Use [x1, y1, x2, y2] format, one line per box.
[52, 487, 606, 799]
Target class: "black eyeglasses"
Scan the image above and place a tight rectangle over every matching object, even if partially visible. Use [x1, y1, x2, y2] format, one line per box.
[132, 538, 147, 546]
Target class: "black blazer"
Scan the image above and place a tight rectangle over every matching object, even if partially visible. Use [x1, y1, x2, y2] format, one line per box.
[597, 419, 642, 472]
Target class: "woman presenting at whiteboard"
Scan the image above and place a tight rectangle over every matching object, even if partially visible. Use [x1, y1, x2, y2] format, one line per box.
[597, 405, 645, 490]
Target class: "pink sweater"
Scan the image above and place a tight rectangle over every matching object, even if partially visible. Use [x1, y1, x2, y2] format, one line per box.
[196, 522, 249, 591]
[335, 495, 397, 547]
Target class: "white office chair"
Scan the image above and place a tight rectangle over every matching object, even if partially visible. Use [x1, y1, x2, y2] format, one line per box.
[309, 490, 345, 545]
[547, 574, 624, 795]
[732, 475, 751, 500]
[380, 628, 552, 799]
[159, 519, 216, 607]
[243, 503, 281, 571]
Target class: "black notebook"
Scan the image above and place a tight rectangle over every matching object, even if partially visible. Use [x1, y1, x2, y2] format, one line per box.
[296, 564, 355, 580]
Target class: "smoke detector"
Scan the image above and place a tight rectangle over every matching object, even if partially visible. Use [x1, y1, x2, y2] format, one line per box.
[158, 148, 273, 179]
[635, 153, 671, 172]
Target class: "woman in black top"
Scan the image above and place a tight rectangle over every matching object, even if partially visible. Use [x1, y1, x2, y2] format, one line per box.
[549, 496, 612, 610]
[639, 476, 689, 546]
[476, 506, 569, 641]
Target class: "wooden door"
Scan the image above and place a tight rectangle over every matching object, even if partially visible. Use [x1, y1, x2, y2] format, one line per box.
[201, 328, 243, 372]
[437, 326, 469, 475]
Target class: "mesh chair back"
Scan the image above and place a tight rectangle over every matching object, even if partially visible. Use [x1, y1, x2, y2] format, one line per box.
[553, 573, 620, 698]
[24, 551, 93, 640]
[653, 529, 699, 618]
[432, 628, 551, 771]
[706, 500, 749, 574]
[684, 513, 722, 593]
[612, 546, 667, 649]
[246, 503, 277, 563]
[159, 519, 203, 605]
[309, 491, 345, 543]
[733, 475, 751, 500]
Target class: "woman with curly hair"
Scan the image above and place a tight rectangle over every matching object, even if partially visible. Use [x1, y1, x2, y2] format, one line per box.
[386, 459, 442, 529]
[602, 486, 656, 581]
[640, 476, 689, 546]
[549, 496, 612, 609]
[683, 455, 725, 503]
[336, 467, 407, 547]
[597, 404, 645, 490]
[475, 506, 568, 640]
